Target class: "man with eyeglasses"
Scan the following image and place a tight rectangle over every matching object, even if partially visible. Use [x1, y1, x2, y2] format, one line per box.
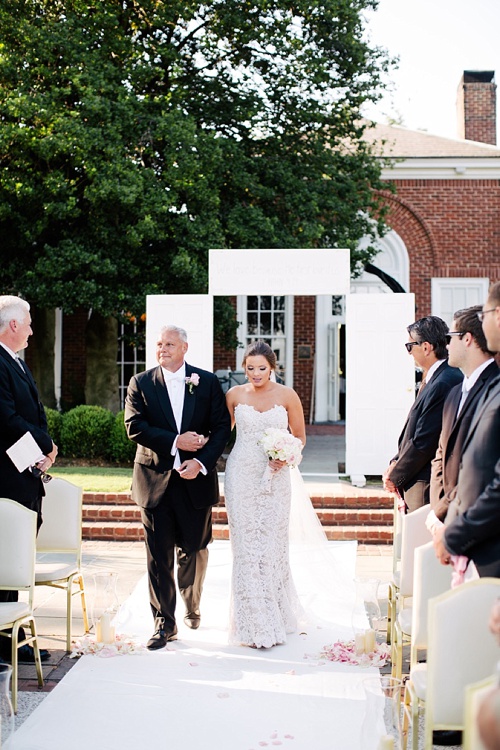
[383, 316, 463, 512]
[0, 295, 57, 664]
[429, 305, 498, 523]
[434, 282, 500, 577]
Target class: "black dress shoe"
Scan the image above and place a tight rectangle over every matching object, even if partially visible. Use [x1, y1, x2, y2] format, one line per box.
[18, 645, 50, 663]
[146, 628, 178, 651]
[184, 612, 201, 630]
[432, 730, 463, 745]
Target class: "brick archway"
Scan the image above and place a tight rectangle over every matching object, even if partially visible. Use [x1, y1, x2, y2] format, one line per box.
[379, 191, 437, 315]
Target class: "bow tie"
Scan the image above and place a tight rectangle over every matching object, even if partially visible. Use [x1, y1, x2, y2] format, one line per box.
[163, 371, 185, 383]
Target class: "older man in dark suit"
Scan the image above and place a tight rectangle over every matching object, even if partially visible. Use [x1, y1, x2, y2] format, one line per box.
[383, 316, 463, 512]
[434, 282, 500, 577]
[0, 295, 58, 663]
[430, 305, 498, 522]
[125, 325, 231, 650]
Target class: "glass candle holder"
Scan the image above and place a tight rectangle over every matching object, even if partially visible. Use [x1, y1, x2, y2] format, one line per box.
[91, 571, 120, 644]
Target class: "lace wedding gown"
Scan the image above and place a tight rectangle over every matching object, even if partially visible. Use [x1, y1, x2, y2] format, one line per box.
[224, 403, 300, 648]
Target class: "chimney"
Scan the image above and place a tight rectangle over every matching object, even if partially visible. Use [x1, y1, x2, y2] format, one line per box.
[457, 70, 496, 145]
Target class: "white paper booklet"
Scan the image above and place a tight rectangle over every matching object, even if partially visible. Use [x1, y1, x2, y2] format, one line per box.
[6, 432, 45, 473]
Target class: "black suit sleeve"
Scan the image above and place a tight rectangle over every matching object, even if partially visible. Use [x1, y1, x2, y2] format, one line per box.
[444, 458, 500, 556]
[389, 376, 456, 489]
[124, 374, 177, 458]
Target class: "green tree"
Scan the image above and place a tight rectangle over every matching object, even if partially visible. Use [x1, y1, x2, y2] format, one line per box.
[0, 0, 393, 408]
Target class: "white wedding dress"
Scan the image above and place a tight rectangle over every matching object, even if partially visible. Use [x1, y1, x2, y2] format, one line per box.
[224, 403, 301, 648]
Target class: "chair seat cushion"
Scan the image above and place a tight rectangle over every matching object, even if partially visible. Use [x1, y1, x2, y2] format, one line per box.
[0, 601, 32, 627]
[35, 562, 78, 583]
[410, 662, 427, 700]
[398, 606, 412, 636]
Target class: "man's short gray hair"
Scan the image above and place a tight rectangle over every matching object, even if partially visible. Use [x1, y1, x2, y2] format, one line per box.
[158, 325, 188, 342]
[0, 296, 30, 334]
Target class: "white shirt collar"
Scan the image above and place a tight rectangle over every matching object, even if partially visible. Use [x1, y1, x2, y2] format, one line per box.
[462, 358, 495, 393]
[161, 363, 186, 383]
[0, 341, 19, 360]
[424, 359, 446, 384]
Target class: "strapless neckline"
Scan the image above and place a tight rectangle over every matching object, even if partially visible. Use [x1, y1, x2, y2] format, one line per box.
[235, 403, 287, 416]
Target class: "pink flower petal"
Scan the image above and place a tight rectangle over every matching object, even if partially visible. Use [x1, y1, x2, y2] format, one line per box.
[284, 735, 294, 740]
[217, 692, 230, 699]
[188, 662, 199, 667]
[285, 669, 295, 675]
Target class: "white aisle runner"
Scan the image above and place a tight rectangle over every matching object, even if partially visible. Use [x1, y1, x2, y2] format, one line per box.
[10, 541, 381, 750]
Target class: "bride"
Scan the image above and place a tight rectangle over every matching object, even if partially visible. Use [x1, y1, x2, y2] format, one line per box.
[224, 340, 307, 649]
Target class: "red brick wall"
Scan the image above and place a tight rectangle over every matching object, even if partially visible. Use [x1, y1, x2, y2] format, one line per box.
[379, 179, 500, 315]
[293, 295, 315, 421]
[213, 296, 237, 371]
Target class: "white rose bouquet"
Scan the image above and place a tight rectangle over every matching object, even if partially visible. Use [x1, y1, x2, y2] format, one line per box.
[258, 428, 303, 491]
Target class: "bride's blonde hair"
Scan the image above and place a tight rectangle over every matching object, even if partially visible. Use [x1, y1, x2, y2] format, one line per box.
[242, 340, 276, 370]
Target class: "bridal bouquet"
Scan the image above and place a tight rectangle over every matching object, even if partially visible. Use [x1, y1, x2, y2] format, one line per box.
[259, 428, 303, 491]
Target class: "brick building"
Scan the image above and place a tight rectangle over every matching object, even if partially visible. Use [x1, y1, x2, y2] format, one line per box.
[54, 71, 500, 420]
[214, 70, 500, 423]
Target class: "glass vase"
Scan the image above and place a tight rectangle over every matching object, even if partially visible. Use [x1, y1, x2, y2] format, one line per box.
[360, 676, 403, 750]
[351, 577, 382, 654]
[0, 663, 15, 748]
[91, 572, 120, 644]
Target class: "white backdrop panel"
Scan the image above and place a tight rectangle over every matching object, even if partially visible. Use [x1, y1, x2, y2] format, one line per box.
[145, 295, 213, 371]
[346, 293, 416, 478]
[209, 248, 350, 295]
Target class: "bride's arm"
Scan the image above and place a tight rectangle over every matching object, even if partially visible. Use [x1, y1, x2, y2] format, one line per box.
[225, 387, 237, 430]
[286, 389, 306, 446]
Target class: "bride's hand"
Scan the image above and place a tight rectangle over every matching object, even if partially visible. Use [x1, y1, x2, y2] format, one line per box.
[269, 459, 286, 473]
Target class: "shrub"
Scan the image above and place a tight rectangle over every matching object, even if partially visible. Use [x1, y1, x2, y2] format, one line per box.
[60, 405, 115, 459]
[108, 410, 136, 464]
[44, 407, 63, 449]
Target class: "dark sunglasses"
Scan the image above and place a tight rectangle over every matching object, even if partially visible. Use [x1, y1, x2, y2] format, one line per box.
[31, 466, 53, 483]
[404, 341, 422, 353]
[445, 332, 465, 344]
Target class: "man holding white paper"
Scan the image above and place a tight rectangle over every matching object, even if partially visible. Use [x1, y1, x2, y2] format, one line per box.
[0, 295, 57, 663]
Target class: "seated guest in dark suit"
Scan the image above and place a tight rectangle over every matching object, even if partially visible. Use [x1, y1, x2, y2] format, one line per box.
[430, 305, 498, 522]
[434, 281, 500, 577]
[383, 316, 463, 513]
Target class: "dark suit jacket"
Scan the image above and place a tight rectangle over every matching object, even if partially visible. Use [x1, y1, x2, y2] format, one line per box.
[0, 345, 53, 508]
[124, 362, 231, 510]
[444, 373, 500, 576]
[430, 361, 499, 521]
[389, 361, 463, 495]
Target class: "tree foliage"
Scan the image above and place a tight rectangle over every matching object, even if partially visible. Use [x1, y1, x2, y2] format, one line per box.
[0, 0, 394, 333]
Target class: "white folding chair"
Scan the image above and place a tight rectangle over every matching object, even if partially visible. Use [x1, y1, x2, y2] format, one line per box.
[463, 674, 497, 750]
[402, 578, 500, 750]
[387, 504, 431, 646]
[35, 478, 89, 650]
[391, 541, 452, 679]
[0, 498, 44, 712]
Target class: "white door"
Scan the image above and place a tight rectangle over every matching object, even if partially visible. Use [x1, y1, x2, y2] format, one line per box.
[345, 294, 416, 484]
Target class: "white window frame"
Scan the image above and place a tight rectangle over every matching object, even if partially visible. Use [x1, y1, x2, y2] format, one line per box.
[431, 277, 490, 326]
[236, 295, 294, 386]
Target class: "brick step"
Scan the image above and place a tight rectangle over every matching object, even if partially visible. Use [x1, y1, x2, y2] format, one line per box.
[82, 503, 393, 527]
[82, 521, 392, 544]
[83, 491, 394, 510]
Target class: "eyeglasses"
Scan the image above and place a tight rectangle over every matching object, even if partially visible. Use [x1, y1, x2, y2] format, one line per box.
[445, 332, 465, 344]
[405, 341, 422, 353]
[477, 308, 497, 322]
[31, 466, 53, 483]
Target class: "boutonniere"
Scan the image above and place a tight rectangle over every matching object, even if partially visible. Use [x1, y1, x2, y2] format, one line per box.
[185, 373, 200, 394]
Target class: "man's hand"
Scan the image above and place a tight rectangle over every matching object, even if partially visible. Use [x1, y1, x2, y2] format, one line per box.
[382, 462, 397, 493]
[177, 459, 202, 480]
[176, 431, 208, 452]
[37, 442, 58, 472]
[433, 525, 452, 565]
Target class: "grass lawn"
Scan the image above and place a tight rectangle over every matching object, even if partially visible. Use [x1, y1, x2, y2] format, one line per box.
[50, 466, 132, 493]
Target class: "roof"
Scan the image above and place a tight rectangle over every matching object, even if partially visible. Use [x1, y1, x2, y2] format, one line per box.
[363, 122, 500, 159]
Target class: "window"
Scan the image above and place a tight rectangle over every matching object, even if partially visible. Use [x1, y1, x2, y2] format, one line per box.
[117, 317, 146, 408]
[236, 295, 293, 383]
[431, 278, 489, 325]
